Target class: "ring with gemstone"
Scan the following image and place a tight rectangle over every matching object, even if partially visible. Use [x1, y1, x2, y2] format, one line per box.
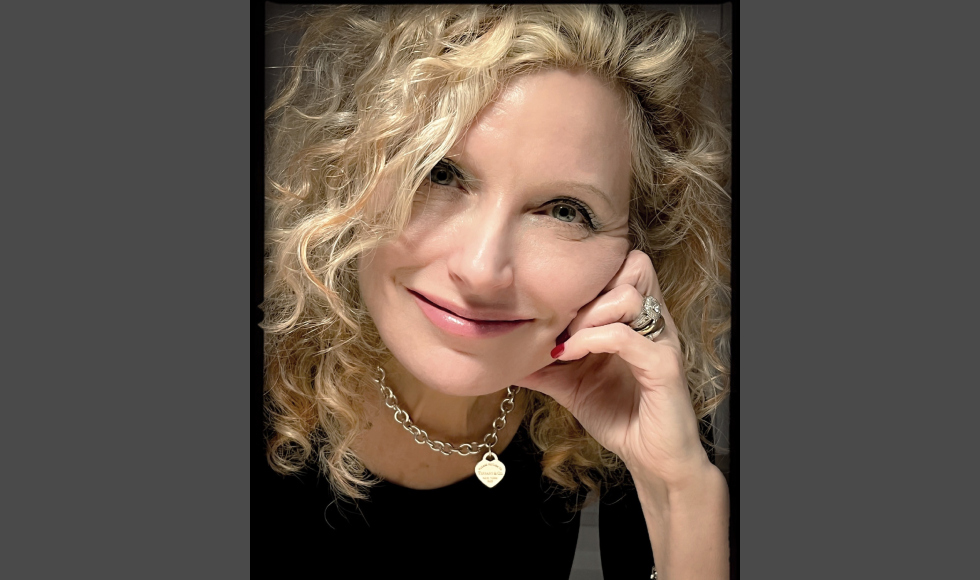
[630, 296, 662, 331]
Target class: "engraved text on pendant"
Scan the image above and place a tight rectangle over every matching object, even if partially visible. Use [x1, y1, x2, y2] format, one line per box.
[475, 452, 505, 488]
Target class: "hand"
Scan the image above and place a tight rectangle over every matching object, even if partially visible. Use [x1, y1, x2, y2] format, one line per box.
[516, 250, 710, 486]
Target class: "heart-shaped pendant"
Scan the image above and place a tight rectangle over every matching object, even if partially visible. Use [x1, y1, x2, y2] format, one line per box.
[474, 450, 506, 488]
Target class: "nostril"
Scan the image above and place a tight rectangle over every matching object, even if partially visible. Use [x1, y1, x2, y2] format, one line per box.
[448, 256, 515, 292]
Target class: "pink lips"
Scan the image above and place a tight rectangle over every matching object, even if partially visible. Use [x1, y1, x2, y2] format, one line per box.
[409, 290, 531, 338]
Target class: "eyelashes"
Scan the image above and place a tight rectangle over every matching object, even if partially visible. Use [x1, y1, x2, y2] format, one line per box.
[545, 197, 600, 230]
[428, 159, 464, 188]
[424, 158, 601, 232]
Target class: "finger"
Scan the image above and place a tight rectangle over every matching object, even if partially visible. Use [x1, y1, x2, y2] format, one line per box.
[602, 250, 658, 296]
[566, 283, 646, 336]
[554, 323, 684, 387]
[598, 250, 671, 328]
[597, 249, 683, 338]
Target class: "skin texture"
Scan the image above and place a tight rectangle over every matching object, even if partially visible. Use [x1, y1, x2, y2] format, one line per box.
[357, 69, 729, 578]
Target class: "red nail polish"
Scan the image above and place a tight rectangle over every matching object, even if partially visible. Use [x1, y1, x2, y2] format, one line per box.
[550, 343, 565, 359]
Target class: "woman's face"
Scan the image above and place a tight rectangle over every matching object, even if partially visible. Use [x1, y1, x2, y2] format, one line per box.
[359, 69, 633, 396]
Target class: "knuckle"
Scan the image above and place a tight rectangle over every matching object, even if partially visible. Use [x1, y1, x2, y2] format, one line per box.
[632, 249, 653, 267]
[611, 284, 642, 308]
[615, 323, 635, 341]
[630, 287, 646, 308]
[627, 250, 659, 289]
[628, 249, 654, 273]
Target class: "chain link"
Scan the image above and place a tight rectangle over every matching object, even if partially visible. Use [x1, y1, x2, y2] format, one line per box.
[374, 367, 519, 457]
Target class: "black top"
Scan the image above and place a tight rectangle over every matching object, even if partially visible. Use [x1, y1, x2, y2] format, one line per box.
[255, 425, 654, 579]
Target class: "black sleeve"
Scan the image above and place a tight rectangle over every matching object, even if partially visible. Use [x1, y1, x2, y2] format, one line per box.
[598, 473, 655, 580]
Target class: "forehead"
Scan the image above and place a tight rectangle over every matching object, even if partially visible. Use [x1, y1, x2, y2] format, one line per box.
[451, 69, 632, 214]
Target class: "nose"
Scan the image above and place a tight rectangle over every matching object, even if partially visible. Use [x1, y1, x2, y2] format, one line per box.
[446, 200, 516, 293]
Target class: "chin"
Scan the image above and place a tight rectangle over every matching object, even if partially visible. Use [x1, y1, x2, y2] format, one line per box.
[392, 343, 534, 396]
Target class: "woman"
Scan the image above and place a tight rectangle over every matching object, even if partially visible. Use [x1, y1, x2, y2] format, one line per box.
[261, 5, 731, 579]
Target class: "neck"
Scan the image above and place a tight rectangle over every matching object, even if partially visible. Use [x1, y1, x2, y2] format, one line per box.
[378, 359, 511, 443]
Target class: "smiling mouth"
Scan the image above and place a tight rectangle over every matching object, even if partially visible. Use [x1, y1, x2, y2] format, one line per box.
[408, 289, 532, 338]
[408, 290, 529, 323]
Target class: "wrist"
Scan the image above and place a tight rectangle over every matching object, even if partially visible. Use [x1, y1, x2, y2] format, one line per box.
[627, 448, 718, 494]
[632, 462, 730, 580]
[631, 458, 728, 519]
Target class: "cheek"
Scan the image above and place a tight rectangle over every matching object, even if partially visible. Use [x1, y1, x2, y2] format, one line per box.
[521, 235, 629, 318]
[357, 244, 407, 305]
[401, 193, 463, 247]
[356, 250, 382, 312]
[356, 228, 433, 316]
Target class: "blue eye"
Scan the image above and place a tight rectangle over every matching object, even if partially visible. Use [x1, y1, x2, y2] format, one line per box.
[550, 203, 579, 222]
[544, 198, 599, 230]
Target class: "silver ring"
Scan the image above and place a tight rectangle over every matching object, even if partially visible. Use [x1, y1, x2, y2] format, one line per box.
[636, 314, 665, 340]
[630, 296, 662, 330]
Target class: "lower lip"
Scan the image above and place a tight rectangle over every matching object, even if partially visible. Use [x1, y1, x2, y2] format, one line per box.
[410, 292, 530, 338]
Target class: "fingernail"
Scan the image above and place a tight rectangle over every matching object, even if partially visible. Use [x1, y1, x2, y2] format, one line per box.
[550, 343, 565, 359]
[556, 330, 570, 345]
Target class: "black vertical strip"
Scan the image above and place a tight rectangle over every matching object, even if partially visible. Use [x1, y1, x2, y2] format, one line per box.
[728, 0, 739, 577]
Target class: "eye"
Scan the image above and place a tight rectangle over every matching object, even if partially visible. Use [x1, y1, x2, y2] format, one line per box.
[542, 198, 599, 230]
[428, 162, 460, 187]
[550, 203, 580, 223]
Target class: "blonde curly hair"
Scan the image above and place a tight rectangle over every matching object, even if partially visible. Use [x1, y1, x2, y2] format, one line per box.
[263, 4, 731, 503]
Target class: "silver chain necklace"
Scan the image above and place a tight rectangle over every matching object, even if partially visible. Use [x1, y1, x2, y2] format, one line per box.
[374, 366, 519, 488]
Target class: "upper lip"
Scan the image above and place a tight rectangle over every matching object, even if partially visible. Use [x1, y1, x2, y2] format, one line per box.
[409, 289, 531, 323]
